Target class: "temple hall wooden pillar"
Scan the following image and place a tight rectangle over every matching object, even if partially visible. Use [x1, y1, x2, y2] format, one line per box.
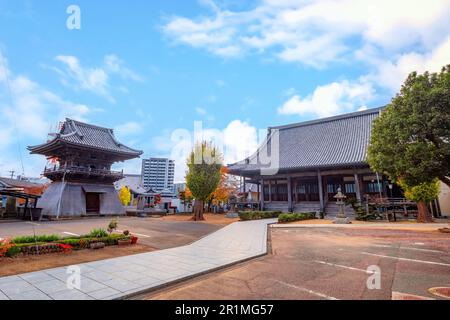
[318, 170, 324, 212]
[294, 179, 298, 203]
[323, 175, 328, 206]
[354, 173, 362, 203]
[260, 178, 265, 211]
[287, 176, 293, 212]
[268, 180, 272, 202]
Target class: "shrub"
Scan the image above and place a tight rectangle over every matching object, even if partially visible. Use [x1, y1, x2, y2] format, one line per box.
[56, 238, 85, 249]
[88, 228, 109, 238]
[108, 219, 118, 234]
[11, 234, 60, 244]
[91, 235, 130, 246]
[56, 234, 130, 248]
[238, 211, 282, 221]
[6, 245, 22, 257]
[278, 212, 316, 223]
[0, 238, 13, 258]
[12, 243, 61, 255]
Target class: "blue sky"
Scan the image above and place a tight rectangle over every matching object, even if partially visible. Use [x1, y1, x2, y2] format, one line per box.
[1, 0, 449, 181]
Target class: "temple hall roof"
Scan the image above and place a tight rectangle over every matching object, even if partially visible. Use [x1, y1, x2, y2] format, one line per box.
[227, 107, 384, 175]
[28, 118, 143, 158]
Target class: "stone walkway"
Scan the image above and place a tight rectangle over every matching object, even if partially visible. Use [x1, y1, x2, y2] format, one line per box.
[0, 219, 275, 300]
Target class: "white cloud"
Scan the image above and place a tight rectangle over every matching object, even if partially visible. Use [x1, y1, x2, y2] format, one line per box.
[162, 0, 450, 69]
[150, 120, 259, 182]
[104, 54, 144, 82]
[195, 106, 207, 115]
[54, 54, 143, 102]
[223, 120, 258, 164]
[55, 55, 111, 101]
[365, 36, 450, 92]
[0, 51, 95, 176]
[278, 79, 374, 118]
[114, 121, 143, 137]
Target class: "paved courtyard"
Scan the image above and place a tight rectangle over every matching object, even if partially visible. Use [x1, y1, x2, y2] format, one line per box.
[143, 225, 450, 300]
[0, 217, 222, 249]
[0, 219, 274, 300]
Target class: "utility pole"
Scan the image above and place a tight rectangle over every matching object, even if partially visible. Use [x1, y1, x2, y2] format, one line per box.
[8, 170, 15, 179]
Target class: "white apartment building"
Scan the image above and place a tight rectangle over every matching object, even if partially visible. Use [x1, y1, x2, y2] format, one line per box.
[141, 158, 175, 192]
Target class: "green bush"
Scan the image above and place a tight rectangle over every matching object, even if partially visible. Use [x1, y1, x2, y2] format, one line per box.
[56, 234, 130, 249]
[278, 212, 316, 223]
[238, 211, 282, 221]
[11, 234, 61, 244]
[6, 245, 22, 257]
[88, 228, 109, 238]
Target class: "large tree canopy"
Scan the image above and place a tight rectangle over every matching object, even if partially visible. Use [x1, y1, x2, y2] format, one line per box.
[368, 65, 450, 187]
[368, 65, 450, 222]
[186, 142, 222, 221]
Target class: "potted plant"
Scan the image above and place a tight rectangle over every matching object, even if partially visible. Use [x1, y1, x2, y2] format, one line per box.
[107, 219, 118, 234]
[118, 238, 131, 246]
[130, 235, 138, 244]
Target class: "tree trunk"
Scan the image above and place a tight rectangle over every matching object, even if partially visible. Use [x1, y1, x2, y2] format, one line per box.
[192, 200, 205, 221]
[417, 201, 433, 223]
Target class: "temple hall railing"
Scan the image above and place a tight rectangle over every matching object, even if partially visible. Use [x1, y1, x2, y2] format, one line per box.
[44, 165, 123, 178]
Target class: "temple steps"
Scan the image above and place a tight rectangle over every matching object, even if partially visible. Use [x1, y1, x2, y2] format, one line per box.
[324, 203, 356, 219]
[293, 202, 321, 213]
[264, 202, 290, 213]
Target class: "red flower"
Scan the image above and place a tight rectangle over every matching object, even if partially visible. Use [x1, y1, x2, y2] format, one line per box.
[130, 236, 138, 244]
[58, 243, 73, 254]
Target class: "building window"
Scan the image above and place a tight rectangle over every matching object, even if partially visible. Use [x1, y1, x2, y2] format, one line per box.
[345, 183, 356, 193]
[366, 182, 381, 193]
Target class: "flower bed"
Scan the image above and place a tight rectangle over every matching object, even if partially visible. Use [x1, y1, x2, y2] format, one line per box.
[278, 212, 316, 223]
[1, 233, 133, 258]
[238, 211, 282, 221]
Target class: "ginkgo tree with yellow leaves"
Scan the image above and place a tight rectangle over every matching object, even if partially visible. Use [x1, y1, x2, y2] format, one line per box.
[118, 186, 132, 206]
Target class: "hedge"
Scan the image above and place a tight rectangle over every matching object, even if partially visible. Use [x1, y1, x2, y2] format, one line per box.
[56, 234, 130, 250]
[11, 234, 61, 244]
[278, 212, 316, 223]
[238, 211, 282, 221]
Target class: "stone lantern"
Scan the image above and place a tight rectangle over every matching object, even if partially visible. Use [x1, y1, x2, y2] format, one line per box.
[333, 187, 351, 224]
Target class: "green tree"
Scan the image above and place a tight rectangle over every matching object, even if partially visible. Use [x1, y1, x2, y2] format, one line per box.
[368, 65, 450, 222]
[398, 179, 440, 222]
[186, 142, 222, 221]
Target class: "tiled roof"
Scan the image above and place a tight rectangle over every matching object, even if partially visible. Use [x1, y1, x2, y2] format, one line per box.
[28, 119, 143, 157]
[228, 107, 383, 174]
[0, 177, 45, 189]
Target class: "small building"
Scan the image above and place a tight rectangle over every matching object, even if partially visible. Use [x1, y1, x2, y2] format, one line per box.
[0, 177, 47, 218]
[114, 174, 143, 206]
[228, 107, 405, 215]
[114, 174, 142, 191]
[28, 118, 143, 218]
[438, 181, 450, 217]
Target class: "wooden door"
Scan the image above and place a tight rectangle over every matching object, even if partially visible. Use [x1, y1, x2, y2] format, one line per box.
[86, 193, 100, 213]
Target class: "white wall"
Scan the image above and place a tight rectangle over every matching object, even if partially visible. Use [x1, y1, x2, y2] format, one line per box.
[439, 181, 450, 217]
